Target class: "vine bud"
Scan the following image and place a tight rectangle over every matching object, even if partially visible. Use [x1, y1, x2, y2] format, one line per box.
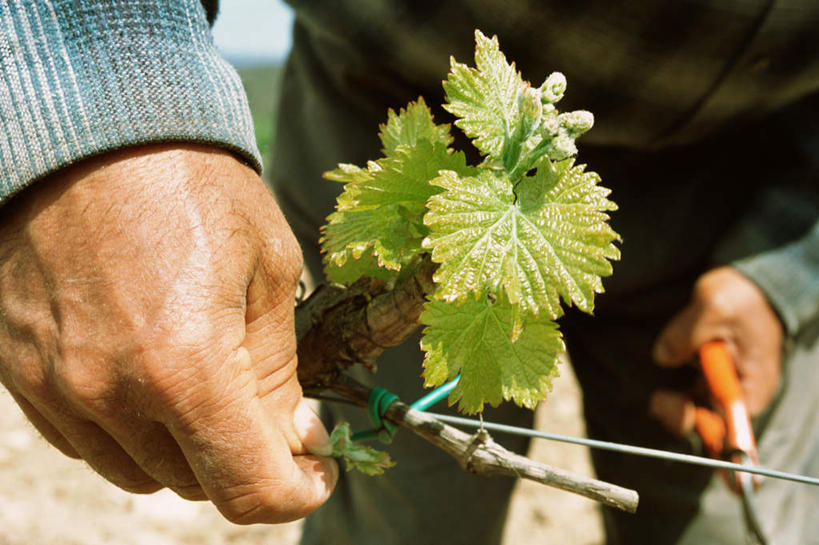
[544, 131, 578, 162]
[559, 110, 594, 136]
[541, 112, 560, 137]
[539, 72, 567, 104]
[518, 87, 543, 136]
[519, 87, 543, 118]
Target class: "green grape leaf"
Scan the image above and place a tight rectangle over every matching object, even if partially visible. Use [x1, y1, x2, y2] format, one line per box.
[379, 97, 453, 155]
[443, 30, 529, 164]
[320, 214, 409, 283]
[423, 160, 620, 317]
[321, 140, 471, 283]
[420, 294, 564, 414]
[321, 99, 474, 284]
[330, 422, 395, 475]
[324, 162, 372, 185]
[443, 30, 597, 177]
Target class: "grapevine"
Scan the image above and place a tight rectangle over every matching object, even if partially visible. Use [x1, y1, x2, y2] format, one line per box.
[288, 29, 629, 498]
[319, 29, 620, 415]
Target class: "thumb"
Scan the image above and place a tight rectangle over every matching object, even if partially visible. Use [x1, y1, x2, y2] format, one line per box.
[243, 258, 334, 458]
[293, 398, 334, 457]
[652, 301, 700, 367]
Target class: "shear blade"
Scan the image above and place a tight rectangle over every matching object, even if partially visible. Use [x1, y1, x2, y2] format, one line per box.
[736, 454, 768, 545]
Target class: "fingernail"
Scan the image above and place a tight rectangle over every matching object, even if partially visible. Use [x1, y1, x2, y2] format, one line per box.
[294, 399, 333, 457]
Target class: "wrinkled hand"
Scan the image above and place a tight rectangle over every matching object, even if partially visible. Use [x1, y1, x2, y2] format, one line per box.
[0, 144, 337, 523]
[649, 267, 783, 436]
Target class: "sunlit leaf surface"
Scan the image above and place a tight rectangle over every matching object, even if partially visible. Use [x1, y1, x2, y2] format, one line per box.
[423, 160, 620, 317]
[421, 294, 564, 413]
[321, 102, 471, 283]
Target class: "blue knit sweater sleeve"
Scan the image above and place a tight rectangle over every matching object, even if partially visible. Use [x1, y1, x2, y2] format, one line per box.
[0, 0, 261, 202]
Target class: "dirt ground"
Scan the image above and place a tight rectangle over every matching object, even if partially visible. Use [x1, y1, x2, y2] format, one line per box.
[0, 364, 603, 545]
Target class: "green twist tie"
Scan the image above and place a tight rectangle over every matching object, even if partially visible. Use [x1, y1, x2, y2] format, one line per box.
[351, 387, 400, 444]
[410, 376, 460, 412]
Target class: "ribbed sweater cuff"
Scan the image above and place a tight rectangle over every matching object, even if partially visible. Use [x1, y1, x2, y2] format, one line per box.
[0, 0, 261, 202]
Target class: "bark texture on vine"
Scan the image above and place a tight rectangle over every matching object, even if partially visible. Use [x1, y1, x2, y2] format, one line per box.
[295, 257, 435, 390]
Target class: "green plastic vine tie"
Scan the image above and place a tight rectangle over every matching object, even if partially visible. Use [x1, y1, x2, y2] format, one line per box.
[351, 387, 400, 444]
[410, 376, 461, 412]
[349, 377, 460, 443]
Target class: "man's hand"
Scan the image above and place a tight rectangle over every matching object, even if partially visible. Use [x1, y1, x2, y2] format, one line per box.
[0, 144, 337, 523]
[649, 267, 784, 436]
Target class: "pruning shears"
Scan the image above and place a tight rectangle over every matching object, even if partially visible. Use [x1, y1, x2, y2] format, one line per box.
[694, 341, 769, 545]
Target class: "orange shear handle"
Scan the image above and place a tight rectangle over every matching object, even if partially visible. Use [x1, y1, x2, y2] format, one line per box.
[695, 341, 760, 492]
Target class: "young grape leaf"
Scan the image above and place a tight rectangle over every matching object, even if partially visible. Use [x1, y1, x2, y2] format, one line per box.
[330, 422, 395, 475]
[379, 97, 453, 155]
[321, 99, 470, 283]
[422, 160, 620, 317]
[420, 294, 564, 414]
[444, 30, 596, 178]
[321, 140, 471, 282]
[443, 30, 529, 165]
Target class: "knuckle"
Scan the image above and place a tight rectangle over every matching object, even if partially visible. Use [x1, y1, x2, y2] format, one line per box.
[701, 288, 735, 322]
[280, 252, 304, 291]
[87, 448, 161, 494]
[8, 356, 52, 402]
[131, 438, 202, 492]
[693, 267, 756, 321]
[171, 483, 208, 501]
[212, 470, 330, 525]
[264, 229, 303, 287]
[117, 479, 163, 495]
[54, 358, 112, 410]
[217, 485, 301, 525]
[135, 346, 193, 393]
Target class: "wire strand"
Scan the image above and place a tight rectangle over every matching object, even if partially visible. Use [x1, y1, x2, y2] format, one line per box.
[426, 412, 819, 487]
[309, 388, 819, 487]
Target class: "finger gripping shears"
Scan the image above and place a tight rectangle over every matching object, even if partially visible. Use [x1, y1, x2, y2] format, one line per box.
[695, 341, 769, 545]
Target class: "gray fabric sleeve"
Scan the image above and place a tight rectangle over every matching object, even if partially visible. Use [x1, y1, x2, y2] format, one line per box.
[0, 0, 261, 203]
[729, 188, 819, 336]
